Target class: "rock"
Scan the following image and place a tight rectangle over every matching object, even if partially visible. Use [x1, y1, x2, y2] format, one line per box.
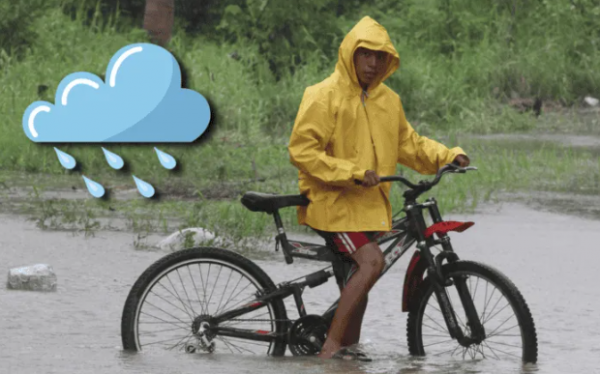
[584, 96, 599, 107]
[155, 227, 219, 250]
[7, 264, 57, 292]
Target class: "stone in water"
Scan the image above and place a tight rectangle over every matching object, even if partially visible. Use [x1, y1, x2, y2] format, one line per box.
[7, 264, 57, 292]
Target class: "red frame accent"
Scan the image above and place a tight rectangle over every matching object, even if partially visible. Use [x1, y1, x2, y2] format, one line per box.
[423, 221, 474, 239]
[402, 251, 427, 312]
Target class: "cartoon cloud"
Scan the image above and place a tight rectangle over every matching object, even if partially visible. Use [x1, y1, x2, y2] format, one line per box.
[22, 43, 211, 143]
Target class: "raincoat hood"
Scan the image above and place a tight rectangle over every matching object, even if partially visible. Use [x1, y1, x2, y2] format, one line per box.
[335, 16, 400, 91]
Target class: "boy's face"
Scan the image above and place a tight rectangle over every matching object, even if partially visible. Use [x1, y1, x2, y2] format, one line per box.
[353, 47, 388, 88]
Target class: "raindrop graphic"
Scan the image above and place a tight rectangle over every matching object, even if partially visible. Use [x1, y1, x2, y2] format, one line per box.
[54, 147, 76, 170]
[101, 147, 124, 170]
[154, 147, 177, 170]
[82, 175, 105, 198]
[132, 175, 155, 198]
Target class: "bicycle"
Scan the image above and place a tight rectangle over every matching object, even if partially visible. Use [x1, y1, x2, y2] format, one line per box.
[121, 163, 538, 363]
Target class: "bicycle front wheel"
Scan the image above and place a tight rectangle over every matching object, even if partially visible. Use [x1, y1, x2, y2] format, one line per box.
[121, 247, 288, 356]
[407, 260, 537, 363]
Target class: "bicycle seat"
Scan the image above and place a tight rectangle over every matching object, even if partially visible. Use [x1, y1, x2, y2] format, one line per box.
[241, 192, 309, 213]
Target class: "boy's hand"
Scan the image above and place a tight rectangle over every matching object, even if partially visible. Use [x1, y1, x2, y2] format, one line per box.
[453, 154, 470, 167]
[362, 170, 380, 187]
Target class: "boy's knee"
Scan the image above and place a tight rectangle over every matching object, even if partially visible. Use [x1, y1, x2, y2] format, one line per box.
[355, 244, 384, 278]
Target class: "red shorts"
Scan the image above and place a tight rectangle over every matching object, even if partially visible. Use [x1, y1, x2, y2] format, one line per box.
[314, 230, 379, 254]
[313, 229, 381, 287]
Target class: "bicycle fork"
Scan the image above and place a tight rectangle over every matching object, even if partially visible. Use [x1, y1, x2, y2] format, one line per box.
[416, 200, 486, 347]
[418, 234, 486, 347]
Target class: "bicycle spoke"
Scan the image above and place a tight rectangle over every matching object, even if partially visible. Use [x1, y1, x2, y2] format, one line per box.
[141, 333, 193, 347]
[165, 274, 195, 319]
[140, 311, 190, 329]
[214, 284, 256, 316]
[206, 266, 223, 310]
[204, 264, 212, 313]
[148, 289, 190, 317]
[482, 291, 503, 324]
[432, 345, 460, 357]
[198, 263, 209, 314]
[480, 286, 497, 324]
[423, 312, 449, 334]
[139, 326, 189, 335]
[216, 336, 238, 354]
[176, 268, 197, 316]
[215, 272, 244, 316]
[167, 333, 194, 351]
[471, 276, 480, 301]
[484, 302, 512, 325]
[216, 268, 234, 315]
[423, 339, 455, 348]
[482, 340, 501, 359]
[217, 337, 257, 354]
[156, 282, 194, 319]
[422, 322, 447, 335]
[141, 301, 190, 326]
[483, 341, 521, 358]
[486, 315, 516, 337]
[187, 265, 206, 315]
[484, 340, 521, 349]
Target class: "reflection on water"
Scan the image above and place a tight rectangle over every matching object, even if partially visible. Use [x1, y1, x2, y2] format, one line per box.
[1, 203, 599, 373]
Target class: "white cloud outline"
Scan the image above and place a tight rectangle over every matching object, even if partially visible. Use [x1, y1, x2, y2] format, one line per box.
[110, 46, 143, 87]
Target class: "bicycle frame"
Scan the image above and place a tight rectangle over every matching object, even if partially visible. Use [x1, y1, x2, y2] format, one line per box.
[209, 195, 485, 348]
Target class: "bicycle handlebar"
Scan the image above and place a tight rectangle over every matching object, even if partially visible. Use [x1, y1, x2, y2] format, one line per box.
[355, 163, 477, 199]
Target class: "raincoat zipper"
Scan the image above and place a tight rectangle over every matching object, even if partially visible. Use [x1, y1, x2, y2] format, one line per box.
[361, 89, 369, 107]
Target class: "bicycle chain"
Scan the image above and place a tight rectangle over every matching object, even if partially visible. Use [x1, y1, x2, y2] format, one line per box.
[226, 318, 292, 322]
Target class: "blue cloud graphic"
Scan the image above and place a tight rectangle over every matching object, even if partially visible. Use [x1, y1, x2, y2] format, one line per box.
[22, 43, 211, 143]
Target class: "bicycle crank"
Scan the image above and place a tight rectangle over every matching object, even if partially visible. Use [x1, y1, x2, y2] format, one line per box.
[288, 315, 329, 356]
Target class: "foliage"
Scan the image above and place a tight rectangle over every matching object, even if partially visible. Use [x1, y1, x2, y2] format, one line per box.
[0, 0, 47, 65]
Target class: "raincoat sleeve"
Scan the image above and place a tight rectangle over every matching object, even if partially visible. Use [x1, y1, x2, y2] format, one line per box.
[288, 88, 367, 187]
[396, 99, 466, 175]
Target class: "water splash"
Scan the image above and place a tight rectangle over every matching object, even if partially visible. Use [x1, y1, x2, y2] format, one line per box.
[82, 176, 105, 198]
[101, 147, 124, 170]
[132, 175, 155, 198]
[54, 147, 76, 170]
[154, 147, 177, 170]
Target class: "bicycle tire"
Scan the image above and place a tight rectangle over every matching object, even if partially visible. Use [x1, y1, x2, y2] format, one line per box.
[407, 260, 537, 363]
[121, 247, 288, 356]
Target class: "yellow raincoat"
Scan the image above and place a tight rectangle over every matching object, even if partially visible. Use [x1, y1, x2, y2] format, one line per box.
[288, 16, 466, 232]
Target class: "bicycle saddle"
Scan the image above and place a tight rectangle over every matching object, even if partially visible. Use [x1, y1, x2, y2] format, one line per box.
[241, 192, 309, 213]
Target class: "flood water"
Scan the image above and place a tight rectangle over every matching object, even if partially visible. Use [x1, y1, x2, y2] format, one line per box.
[1, 202, 600, 374]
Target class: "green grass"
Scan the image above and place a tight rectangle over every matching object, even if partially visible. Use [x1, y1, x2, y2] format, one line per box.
[2, 140, 598, 249]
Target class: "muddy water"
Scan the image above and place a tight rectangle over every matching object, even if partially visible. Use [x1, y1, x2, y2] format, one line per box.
[1, 203, 600, 374]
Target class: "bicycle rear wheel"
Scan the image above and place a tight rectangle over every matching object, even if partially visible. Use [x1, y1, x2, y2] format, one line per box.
[121, 247, 288, 356]
[407, 260, 537, 363]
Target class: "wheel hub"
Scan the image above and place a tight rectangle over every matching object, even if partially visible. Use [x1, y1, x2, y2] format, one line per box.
[186, 314, 217, 353]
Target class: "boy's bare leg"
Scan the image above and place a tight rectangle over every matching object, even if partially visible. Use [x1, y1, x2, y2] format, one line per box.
[318, 242, 384, 359]
[340, 294, 368, 346]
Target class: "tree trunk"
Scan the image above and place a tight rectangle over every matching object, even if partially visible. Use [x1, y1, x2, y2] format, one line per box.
[143, 0, 175, 46]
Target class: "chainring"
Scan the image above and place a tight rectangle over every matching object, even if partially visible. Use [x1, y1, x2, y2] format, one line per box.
[288, 315, 329, 356]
